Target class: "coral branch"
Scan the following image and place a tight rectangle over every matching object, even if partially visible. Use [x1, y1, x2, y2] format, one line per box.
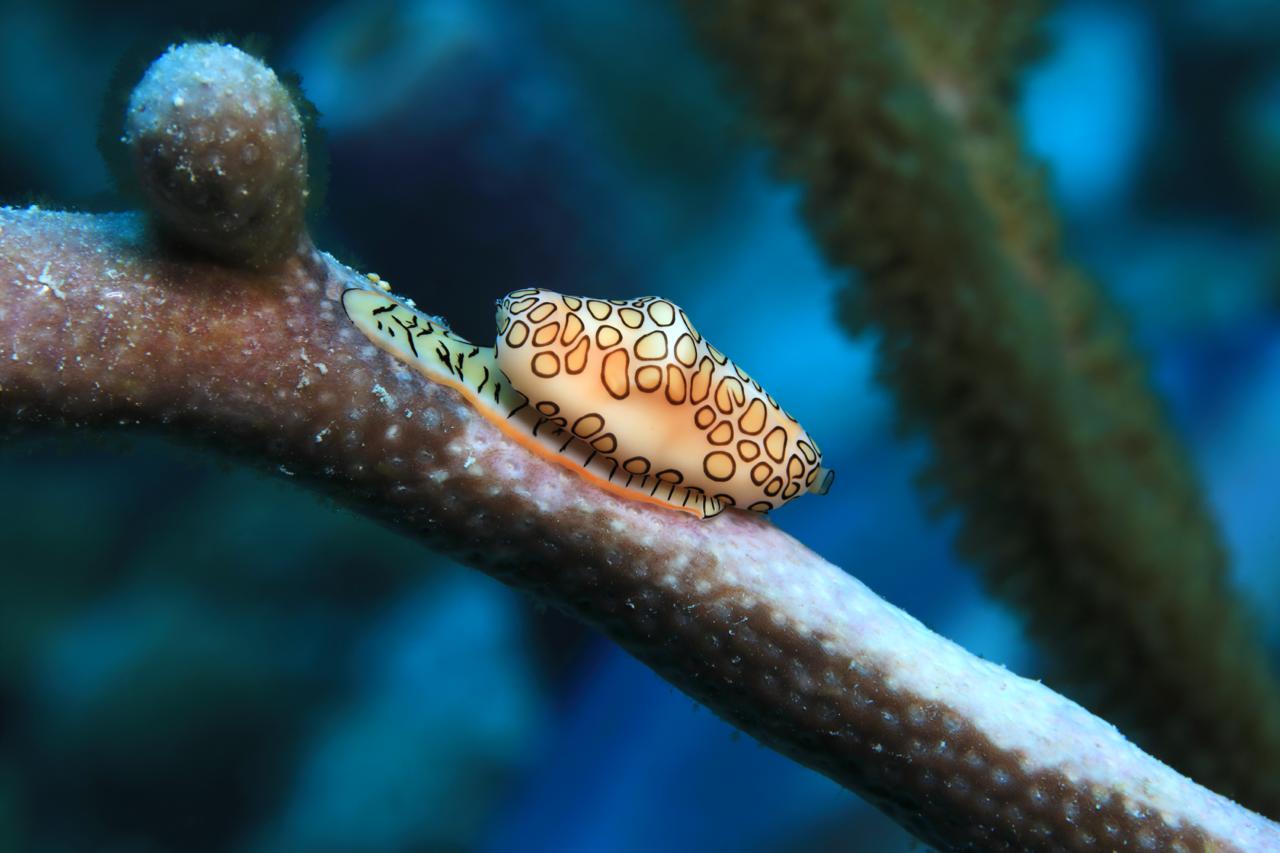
[1, 206, 1277, 851]
[675, 0, 1280, 817]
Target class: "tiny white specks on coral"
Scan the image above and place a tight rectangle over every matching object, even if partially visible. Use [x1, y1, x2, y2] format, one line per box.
[369, 383, 395, 409]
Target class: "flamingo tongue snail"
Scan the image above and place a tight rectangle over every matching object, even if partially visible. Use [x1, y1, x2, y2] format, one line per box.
[342, 285, 834, 519]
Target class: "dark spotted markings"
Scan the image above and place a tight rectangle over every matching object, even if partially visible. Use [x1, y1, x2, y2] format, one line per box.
[492, 288, 832, 515]
[348, 286, 832, 519]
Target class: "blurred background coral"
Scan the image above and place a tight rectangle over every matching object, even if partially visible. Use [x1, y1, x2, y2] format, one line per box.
[1, 0, 1277, 850]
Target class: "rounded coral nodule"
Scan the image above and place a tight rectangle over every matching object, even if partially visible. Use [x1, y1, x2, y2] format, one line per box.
[124, 42, 309, 269]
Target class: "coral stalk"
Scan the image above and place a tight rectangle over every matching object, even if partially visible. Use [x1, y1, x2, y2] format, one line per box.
[675, 0, 1280, 816]
[1, 206, 1277, 851]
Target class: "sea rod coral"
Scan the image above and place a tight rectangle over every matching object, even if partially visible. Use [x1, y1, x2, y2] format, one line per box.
[0, 42, 1277, 853]
[676, 0, 1280, 820]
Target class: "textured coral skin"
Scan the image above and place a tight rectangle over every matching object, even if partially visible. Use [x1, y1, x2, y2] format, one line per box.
[124, 44, 308, 269]
[1, 207, 1276, 852]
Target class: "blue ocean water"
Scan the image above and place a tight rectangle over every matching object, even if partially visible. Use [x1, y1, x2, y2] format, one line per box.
[0, 0, 1276, 850]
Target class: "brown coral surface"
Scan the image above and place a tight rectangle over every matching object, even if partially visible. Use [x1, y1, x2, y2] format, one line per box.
[0, 206, 1275, 851]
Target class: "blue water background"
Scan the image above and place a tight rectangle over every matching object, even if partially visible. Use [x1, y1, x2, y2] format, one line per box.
[0, 1, 1277, 850]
